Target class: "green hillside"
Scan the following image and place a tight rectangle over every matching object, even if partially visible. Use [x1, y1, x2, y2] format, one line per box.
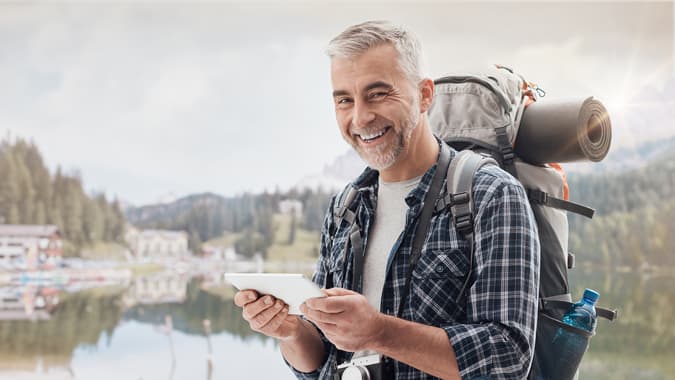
[567, 149, 675, 268]
[205, 213, 320, 263]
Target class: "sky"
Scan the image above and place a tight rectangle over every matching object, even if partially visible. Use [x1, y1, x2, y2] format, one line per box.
[1, 1, 673, 205]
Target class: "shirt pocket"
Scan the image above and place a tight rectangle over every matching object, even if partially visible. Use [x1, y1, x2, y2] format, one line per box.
[411, 248, 470, 325]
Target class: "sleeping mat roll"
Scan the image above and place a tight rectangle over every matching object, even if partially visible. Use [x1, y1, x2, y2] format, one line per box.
[515, 97, 612, 164]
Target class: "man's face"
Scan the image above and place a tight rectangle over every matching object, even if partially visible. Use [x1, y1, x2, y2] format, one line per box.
[330, 44, 421, 171]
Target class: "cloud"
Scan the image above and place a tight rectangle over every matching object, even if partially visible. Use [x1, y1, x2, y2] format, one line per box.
[0, 2, 672, 204]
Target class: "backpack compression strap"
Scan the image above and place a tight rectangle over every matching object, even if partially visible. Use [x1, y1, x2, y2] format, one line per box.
[540, 296, 618, 322]
[494, 125, 518, 178]
[526, 188, 595, 219]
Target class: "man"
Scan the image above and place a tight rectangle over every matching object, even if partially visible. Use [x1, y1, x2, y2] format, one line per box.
[234, 21, 540, 379]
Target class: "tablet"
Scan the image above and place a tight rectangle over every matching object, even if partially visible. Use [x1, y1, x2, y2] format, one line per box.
[224, 273, 325, 315]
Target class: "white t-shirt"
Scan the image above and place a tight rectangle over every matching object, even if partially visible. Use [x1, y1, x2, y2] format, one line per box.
[354, 174, 422, 358]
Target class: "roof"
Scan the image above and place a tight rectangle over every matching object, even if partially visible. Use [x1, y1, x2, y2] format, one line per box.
[0, 225, 60, 237]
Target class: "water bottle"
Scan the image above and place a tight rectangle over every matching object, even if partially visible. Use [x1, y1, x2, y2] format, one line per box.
[542, 289, 599, 380]
[562, 288, 599, 332]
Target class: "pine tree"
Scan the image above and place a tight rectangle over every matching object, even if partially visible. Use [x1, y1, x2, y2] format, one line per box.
[288, 210, 296, 245]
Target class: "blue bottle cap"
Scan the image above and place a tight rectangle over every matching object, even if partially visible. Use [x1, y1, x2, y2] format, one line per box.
[583, 288, 600, 303]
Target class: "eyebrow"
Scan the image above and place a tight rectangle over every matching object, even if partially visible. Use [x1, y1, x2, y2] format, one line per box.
[332, 81, 394, 98]
[364, 81, 393, 93]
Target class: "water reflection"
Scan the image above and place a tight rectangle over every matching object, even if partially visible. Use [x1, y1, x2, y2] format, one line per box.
[0, 274, 286, 379]
[0, 269, 672, 379]
[571, 270, 675, 379]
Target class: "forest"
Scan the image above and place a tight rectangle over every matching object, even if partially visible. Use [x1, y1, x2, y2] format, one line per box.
[0, 138, 126, 256]
[3, 136, 673, 267]
[567, 148, 675, 267]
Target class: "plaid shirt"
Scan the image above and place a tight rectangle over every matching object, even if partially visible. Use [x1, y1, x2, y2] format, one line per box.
[288, 147, 540, 380]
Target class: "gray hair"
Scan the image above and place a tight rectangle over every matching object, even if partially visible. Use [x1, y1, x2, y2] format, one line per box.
[326, 20, 427, 85]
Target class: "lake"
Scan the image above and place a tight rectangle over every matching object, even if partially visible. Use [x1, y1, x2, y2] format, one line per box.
[0, 268, 672, 380]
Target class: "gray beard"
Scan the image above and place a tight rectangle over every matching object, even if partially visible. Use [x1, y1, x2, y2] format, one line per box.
[357, 112, 419, 171]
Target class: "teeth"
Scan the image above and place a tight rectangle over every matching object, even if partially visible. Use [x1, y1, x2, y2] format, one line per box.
[359, 128, 387, 141]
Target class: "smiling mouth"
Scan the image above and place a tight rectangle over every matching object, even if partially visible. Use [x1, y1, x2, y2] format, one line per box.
[355, 127, 391, 143]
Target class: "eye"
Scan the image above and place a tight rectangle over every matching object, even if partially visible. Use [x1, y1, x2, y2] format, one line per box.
[335, 97, 353, 107]
[368, 91, 389, 101]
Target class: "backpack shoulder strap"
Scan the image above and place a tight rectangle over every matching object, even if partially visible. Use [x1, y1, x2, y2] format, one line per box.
[436, 149, 498, 304]
[442, 149, 499, 239]
[333, 185, 359, 227]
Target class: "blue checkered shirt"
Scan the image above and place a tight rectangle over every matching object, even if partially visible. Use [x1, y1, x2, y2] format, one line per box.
[287, 148, 540, 379]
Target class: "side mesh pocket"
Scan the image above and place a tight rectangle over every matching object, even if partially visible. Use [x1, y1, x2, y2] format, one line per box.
[531, 304, 594, 380]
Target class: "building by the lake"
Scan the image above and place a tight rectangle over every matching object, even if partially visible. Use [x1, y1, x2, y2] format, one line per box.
[125, 227, 189, 260]
[0, 224, 63, 269]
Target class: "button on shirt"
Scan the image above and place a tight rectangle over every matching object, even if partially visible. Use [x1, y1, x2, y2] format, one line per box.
[289, 148, 540, 380]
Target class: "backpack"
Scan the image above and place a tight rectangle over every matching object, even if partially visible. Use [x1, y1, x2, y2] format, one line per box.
[427, 65, 617, 380]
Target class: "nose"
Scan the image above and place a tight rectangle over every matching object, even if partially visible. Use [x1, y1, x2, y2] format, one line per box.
[352, 100, 376, 129]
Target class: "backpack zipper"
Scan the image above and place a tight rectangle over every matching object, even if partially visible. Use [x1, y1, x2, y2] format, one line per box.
[434, 76, 512, 114]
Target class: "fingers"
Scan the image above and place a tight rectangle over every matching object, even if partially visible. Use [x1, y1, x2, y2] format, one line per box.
[233, 291, 297, 340]
[261, 303, 290, 332]
[234, 289, 259, 307]
[305, 294, 352, 314]
[251, 299, 288, 331]
[243, 296, 287, 328]
[323, 288, 358, 297]
[242, 295, 276, 320]
[302, 305, 340, 325]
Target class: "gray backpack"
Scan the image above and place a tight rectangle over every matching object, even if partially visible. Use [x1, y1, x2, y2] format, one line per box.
[428, 65, 617, 379]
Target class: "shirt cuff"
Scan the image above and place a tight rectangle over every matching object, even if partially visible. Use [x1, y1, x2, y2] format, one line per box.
[285, 358, 322, 380]
[443, 324, 494, 379]
[283, 317, 334, 379]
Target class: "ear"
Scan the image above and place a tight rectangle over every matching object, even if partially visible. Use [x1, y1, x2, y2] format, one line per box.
[418, 78, 435, 113]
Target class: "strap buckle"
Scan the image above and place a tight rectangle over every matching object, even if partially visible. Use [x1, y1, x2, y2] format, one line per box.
[451, 192, 470, 205]
[500, 146, 515, 163]
[454, 214, 473, 233]
[528, 189, 548, 204]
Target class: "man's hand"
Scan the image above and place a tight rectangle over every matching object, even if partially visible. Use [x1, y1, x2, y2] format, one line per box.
[234, 290, 301, 341]
[301, 288, 385, 352]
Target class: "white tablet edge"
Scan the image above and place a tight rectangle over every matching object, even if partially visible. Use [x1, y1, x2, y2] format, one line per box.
[224, 273, 325, 315]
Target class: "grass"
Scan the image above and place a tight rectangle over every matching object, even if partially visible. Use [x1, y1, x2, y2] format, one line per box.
[203, 213, 321, 263]
[203, 232, 242, 249]
[266, 214, 320, 262]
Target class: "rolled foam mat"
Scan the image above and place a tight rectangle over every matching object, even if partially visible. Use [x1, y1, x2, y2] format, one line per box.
[515, 97, 612, 164]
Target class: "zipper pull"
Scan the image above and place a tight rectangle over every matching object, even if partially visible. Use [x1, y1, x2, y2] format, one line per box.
[528, 81, 546, 99]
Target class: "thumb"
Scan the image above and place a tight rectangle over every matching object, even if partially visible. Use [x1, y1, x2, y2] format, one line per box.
[322, 287, 359, 297]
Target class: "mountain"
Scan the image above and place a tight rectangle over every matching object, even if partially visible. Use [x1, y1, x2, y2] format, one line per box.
[125, 192, 226, 227]
[292, 149, 365, 193]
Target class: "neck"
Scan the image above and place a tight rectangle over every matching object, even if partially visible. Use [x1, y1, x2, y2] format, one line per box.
[379, 116, 439, 182]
